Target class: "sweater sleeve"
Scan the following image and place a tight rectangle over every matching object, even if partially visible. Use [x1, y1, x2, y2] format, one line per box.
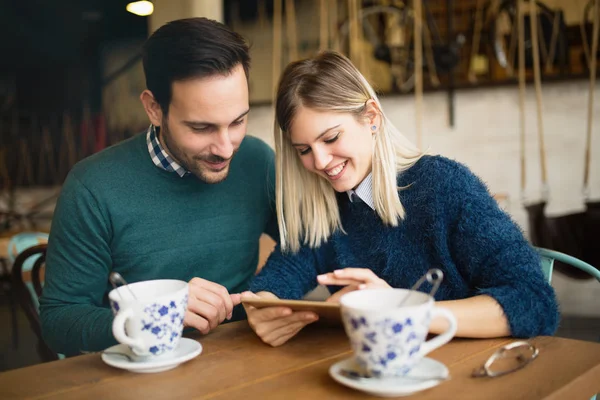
[39, 172, 117, 356]
[439, 158, 559, 337]
[249, 243, 328, 299]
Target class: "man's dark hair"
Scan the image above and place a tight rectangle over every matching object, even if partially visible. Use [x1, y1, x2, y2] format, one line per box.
[142, 17, 251, 115]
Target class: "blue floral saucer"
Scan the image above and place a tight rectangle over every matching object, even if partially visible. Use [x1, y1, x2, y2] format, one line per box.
[102, 338, 202, 373]
[329, 356, 449, 397]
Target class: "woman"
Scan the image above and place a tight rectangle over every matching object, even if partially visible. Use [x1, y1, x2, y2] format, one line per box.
[242, 51, 558, 347]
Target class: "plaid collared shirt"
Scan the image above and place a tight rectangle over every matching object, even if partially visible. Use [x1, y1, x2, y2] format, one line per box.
[146, 125, 189, 177]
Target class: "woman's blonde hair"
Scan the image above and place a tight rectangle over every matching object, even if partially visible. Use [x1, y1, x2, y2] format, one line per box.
[275, 51, 422, 253]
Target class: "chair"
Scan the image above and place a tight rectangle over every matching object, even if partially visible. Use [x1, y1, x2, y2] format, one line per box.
[7, 233, 49, 305]
[535, 247, 599, 400]
[536, 247, 600, 284]
[4, 232, 48, 349]
[11, 243, 59, 362]
[0, 254, 17, 348]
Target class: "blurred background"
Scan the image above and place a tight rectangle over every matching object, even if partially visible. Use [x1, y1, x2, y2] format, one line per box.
[0, 0, 599, 371]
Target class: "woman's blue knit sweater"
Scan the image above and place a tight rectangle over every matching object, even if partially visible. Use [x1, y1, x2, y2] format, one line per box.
[249, 155, 559, 337]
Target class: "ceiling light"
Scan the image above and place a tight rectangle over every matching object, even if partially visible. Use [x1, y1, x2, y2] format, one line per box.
[126, 1, 153, 17]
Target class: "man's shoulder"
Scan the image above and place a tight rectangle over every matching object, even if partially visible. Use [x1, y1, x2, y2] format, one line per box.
[234, 135, 274, 171]
[68, 132, 146, 187]
[239, 135, 274, 157]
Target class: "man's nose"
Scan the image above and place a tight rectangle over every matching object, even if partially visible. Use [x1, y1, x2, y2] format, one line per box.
[211, 129, 234, 159]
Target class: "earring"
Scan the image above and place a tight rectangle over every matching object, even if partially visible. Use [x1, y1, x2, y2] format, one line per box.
[371, 125, 377, 131]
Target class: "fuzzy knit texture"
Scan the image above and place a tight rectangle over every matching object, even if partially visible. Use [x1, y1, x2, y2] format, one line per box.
[250, 155, 560, 338]
[40, 132, 278, 356]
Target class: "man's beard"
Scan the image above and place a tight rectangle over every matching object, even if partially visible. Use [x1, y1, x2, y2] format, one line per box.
[159, 121, 235, 184]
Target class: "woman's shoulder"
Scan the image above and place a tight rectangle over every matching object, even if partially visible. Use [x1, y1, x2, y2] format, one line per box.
[397, 154, 492, 208]
[398, 154, 476, 186]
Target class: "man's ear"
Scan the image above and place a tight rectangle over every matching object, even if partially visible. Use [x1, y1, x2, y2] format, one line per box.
[364, 99, 382, 132]
[140, 90, 163, 127]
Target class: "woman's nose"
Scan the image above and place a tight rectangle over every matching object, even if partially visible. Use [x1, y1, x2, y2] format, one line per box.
[312, 147, 332, 171]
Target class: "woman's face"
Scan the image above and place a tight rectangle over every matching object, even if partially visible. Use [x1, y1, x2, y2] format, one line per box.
[289, 105, 376, 192]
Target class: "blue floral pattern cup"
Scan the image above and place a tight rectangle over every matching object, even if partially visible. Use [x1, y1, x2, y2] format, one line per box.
[340, 288, 457, 378]
[108, 279, 189, 358]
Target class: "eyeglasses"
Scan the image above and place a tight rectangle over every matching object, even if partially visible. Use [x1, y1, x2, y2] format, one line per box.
[472, 341, 539, 378]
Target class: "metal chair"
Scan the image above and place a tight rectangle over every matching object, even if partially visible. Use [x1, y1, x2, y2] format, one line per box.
[536, 247, 600, 284]
[11, 243, 59, 362]
[535, 247, 599, 400]
[4, 232, 48, 349]
[0, 254, 17, 348]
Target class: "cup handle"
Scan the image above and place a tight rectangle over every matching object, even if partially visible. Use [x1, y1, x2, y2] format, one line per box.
[112, 308, 145, 353]
[419, 307, 457, 356]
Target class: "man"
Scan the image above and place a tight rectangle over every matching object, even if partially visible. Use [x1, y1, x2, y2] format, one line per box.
[40, 18, 277, 356]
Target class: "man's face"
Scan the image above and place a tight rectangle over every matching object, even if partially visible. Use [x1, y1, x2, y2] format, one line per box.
[159, 64, 249, 183]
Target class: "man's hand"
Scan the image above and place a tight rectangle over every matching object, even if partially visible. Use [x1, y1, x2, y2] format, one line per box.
[184, 277, 241, 334]
[317, 268, 391, 303]
[241, 291, 318, 347]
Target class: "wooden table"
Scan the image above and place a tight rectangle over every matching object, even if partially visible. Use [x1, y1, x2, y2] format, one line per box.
[1, 321, 599, 400]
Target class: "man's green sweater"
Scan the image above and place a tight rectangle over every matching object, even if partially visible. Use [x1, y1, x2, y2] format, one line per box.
[40, 132, 277, 356]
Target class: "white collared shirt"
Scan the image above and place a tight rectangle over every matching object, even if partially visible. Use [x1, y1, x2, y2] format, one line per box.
[346, 172, 375, 210]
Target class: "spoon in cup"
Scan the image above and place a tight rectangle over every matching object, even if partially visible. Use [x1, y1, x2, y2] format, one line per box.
[397, 268, 444, 308]
[109, 272, 138, 300]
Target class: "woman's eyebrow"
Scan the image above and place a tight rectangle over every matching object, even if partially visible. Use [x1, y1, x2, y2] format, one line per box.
[291, 124, 341, 146]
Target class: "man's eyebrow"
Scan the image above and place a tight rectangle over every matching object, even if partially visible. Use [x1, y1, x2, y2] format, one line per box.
[182, 109, 250, 127]
[291, 124, 341, 147]
[233, 109, 250, 121]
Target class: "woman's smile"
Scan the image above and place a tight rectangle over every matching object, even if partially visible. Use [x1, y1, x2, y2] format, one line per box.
[324, 161, 348, 180]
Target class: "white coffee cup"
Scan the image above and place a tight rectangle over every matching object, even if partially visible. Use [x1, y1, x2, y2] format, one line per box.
[340, 288, 457, 377]
[108, 279, 189, 358]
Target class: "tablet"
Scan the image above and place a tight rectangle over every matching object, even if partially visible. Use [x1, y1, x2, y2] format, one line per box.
[242, 298, 342, 326]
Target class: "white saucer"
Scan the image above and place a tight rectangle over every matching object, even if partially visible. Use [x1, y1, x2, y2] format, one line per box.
[329, 356, 449, 398]
[101, 338, 202, 373]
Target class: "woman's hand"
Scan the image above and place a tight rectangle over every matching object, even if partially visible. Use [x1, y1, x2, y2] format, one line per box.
[317, 268, 391, 303]
[241, 291, 319, 347]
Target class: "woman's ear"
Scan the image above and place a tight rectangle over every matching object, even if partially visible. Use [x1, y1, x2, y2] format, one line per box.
[364, 99, 382, 134]
[140, 90, 164, 127]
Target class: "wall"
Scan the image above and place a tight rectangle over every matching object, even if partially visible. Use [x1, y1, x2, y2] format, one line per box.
[232, 0, 328, 103]
[101, 0, 225, 134]
[101, 38, 147, 135]
[150, 0, 223, 33]
[545, 0, 589, 25]
[235, 0, 596, 104]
